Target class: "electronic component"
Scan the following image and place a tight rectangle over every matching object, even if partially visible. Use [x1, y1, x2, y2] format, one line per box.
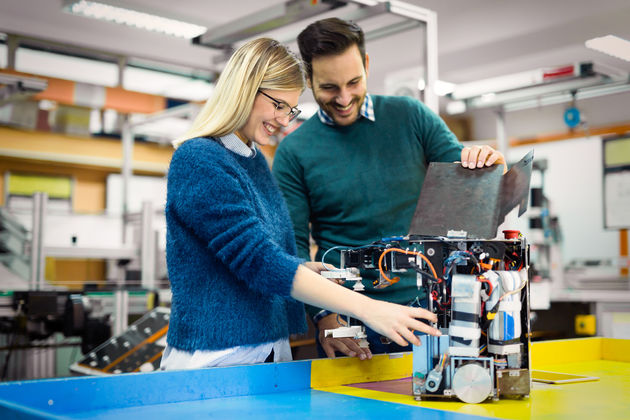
[326, 234, 531, 404]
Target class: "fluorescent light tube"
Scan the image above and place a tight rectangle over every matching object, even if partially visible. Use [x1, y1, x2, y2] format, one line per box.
[586, 35, 630, 62]
[63, 0, 207, 39]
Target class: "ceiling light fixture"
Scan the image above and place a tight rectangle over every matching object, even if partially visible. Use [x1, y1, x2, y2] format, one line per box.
[449, 63, 593, 100]
[444, 61, 629, 114]
[62, 0, 207, 39]
[586, 35, 630, 62]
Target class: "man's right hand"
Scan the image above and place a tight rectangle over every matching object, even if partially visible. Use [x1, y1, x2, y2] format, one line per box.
[317, 313, 372, 360]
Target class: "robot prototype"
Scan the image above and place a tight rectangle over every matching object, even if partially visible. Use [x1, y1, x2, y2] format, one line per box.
[323, 232, 530, 404]
[321, 152, 534, 404]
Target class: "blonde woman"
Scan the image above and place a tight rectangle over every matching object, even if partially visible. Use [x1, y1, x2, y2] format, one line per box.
[161, 38, 440, 369]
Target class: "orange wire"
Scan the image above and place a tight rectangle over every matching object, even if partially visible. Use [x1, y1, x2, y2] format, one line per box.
[477, 275, 493, 296]
[377, 248, 439, 285]
[479, 262, 493, 271]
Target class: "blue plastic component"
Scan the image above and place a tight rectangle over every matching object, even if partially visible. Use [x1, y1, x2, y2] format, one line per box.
[503, 313, 515, 340]
[381, 236, 405, 242]
[564, 107, 581, 128]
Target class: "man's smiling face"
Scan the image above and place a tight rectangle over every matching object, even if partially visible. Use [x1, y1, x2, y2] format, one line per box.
[309, 44, 369, 126]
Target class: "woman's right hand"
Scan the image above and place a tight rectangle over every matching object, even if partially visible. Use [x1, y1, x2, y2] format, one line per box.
[291, 265, 440, 349]
[358, 300, 441, 347]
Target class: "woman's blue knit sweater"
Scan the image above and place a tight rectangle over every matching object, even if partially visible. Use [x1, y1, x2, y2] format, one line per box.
[165, 137, 306, 351]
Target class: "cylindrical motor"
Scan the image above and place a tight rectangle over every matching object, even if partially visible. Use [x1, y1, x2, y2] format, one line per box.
[452, 363, 492, 404]
[425, 368, 443, 393]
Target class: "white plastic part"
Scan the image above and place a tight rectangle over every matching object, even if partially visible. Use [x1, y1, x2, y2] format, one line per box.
[324, 325, 369, 348]
[324, 325, 367, 339]
[497, 301, 521, 311]
[488, 343, 521, 355]
[321, 268, 361, 281]
[352, 281, 365, 291]
[448, 346, 480, 357]
[448, 325, 481, 339]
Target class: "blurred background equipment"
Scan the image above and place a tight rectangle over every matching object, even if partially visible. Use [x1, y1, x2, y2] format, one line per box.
[70, 307, 168, 375]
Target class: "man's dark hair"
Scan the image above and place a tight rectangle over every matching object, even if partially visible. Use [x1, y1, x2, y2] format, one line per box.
[297, 17, 366, 80]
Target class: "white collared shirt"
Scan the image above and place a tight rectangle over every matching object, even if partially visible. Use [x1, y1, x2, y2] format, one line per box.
[160, 338, 292, 370]
[218, 132, 257, 157]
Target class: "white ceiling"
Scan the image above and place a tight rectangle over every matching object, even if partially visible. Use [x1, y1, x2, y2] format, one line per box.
[1, 0, 629, 87]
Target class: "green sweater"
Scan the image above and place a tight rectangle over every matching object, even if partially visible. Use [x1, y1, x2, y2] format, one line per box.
[273, 95, 462, 314]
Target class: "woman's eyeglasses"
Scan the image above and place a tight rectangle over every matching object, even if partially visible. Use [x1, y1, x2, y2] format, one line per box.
[258, 90, 301, 122]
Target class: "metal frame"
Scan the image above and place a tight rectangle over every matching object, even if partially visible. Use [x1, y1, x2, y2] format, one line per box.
[195, 0, 440, 113]
[2, 32, 215, 88]
[0, 73, 48, 104]
[29, 192, 46, 290]
[120, 104, 199, 289]
[195, 0, 348, 49]
[446, 62, 630, 155]
[26, 193, 157, 337]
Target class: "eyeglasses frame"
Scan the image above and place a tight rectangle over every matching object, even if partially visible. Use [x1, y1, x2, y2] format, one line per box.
[258, 90, 301, 122]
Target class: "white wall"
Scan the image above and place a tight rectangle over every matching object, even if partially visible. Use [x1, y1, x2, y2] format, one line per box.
[508, 136, 621, 264]
[106, 174, 167, 215]
[367, 26, 425, 97]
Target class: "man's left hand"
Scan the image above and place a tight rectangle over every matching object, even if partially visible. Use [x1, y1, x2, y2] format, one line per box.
[460, 145, 507, 174]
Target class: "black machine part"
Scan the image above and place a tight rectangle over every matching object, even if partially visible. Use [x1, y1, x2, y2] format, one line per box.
[9, 291, 110, 353]
[408, 150, 533, 239]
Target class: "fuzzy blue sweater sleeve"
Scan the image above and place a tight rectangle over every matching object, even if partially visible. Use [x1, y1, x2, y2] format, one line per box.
[167, 138, 302, 298]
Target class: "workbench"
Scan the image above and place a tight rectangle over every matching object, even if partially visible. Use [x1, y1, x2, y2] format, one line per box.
[0, 337, 628, 419]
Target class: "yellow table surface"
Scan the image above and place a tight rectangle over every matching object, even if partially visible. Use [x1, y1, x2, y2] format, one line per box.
[311, 337, 630, 419]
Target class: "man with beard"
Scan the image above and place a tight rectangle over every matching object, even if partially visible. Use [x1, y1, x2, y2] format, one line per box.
[273, 18, 506, 361]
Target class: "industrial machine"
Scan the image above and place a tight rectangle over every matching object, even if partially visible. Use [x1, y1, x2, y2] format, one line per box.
[321, 152, 534, 404]
[4, 291, 111, 352]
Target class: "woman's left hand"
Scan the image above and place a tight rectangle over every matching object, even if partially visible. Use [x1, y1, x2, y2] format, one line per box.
[303, 262, 345, 285]
[304, 261, 329, 274]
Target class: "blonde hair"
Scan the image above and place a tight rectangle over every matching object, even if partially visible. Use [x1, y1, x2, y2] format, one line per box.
[173, 38, 305, 148]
